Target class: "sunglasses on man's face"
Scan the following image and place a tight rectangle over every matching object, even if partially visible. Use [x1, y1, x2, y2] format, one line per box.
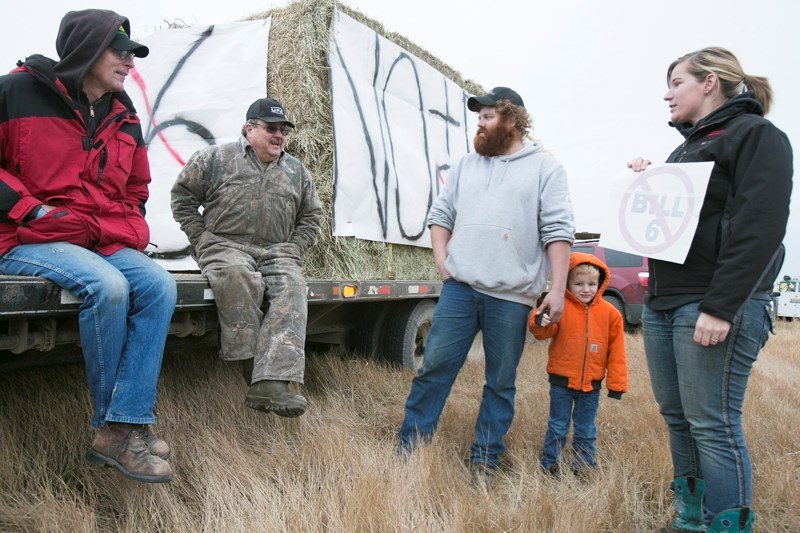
[251, 123, 292, 136]
[111, 48, 136, 60]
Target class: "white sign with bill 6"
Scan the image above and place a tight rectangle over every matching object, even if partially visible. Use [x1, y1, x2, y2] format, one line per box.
[599, 162, 714, 264]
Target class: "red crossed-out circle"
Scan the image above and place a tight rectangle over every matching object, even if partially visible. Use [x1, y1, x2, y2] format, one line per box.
[618, 166, 696, 255]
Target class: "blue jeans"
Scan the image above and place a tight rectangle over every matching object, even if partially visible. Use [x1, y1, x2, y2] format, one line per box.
[0, 243, 177, 428]
[540, 384, 600, 470]
[643, 298, 771, 515]
[397, 280, 531, 467]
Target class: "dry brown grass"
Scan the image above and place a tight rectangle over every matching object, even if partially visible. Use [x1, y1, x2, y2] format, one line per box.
[1, 321, 798, 532]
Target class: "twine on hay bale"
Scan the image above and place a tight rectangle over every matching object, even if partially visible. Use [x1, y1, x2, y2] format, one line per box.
[244, 0, 483, 280]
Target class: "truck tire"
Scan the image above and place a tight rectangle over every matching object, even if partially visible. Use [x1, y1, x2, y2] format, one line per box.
[343, 303, 392, 360]
[380, 299, 436, 370]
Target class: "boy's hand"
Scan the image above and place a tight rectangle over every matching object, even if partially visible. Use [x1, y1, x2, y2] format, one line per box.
[534, 310, 550, 327]
[538, 291, 565, 323]
[528, 308, 552, 331]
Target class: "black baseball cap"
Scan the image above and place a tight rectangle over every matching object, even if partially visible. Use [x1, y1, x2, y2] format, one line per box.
[246, 98, 295, 128]
[467, 87, 524, 111]
[109, 24, 149, 58]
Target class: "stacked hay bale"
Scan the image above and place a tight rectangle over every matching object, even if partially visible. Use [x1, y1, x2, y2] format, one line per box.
[244, 0, 483, 280]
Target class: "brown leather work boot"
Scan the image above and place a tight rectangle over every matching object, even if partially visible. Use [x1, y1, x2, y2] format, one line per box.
[141, 425, 170, 460]
[86, 423, 173, 483]
[245, 380, 308, 417]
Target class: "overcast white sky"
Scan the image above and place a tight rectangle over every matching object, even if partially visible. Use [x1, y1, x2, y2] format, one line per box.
[1, 0, 798, 277]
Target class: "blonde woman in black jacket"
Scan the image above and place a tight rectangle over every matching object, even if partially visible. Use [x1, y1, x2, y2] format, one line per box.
[628, 47, 793, 533]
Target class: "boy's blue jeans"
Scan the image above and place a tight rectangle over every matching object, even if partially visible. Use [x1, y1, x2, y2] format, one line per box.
[642, 298, 771, 515]
[0, 243, 177, 428]
[397, 280, 531, 467]
[540, 384, 600, 470]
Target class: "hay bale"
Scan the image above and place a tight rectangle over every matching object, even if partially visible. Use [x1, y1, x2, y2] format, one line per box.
[244, 0, 482, 280]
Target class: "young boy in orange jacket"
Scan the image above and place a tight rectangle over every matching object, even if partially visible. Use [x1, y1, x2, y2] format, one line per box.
[529, 251, 628, 476]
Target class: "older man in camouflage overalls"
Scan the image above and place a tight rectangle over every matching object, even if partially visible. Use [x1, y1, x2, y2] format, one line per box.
[171, 98, 323, 417]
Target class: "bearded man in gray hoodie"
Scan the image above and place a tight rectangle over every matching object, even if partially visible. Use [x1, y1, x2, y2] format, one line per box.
[397, 87, 574, 476]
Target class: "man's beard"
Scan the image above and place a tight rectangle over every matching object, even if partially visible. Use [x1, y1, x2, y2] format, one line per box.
[473, 121, 516, 157]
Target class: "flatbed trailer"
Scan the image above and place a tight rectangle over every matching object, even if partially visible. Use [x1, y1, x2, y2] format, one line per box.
[0, 273, 441, 371]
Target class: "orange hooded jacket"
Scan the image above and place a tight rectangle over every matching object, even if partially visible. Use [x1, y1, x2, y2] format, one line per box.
[528, 252, 628, 397]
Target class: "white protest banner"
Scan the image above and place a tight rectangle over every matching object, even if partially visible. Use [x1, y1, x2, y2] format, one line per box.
[328, 10, 478, 248]
[599, 162, 714, 264]
[127, 19, 271, 257]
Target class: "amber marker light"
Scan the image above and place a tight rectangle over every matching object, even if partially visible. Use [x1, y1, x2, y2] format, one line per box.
[341, 284, 358, 298]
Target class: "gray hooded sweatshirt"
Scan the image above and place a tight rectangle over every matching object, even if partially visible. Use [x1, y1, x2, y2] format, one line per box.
[427, 140, 574, 307]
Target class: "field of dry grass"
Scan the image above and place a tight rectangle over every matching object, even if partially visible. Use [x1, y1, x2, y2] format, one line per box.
[1, 320, 798, 532]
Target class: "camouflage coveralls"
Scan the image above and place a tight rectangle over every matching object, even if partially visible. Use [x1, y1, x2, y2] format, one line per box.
[171, 136, 323, 383]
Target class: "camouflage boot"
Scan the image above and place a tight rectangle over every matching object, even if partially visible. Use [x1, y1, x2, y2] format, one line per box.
[86, 423, 172, 483]
[245, 380, 307, 417]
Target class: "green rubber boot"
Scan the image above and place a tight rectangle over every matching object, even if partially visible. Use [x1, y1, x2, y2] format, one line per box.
[671, 476, 706, 532]
[707, 508, 753, 533]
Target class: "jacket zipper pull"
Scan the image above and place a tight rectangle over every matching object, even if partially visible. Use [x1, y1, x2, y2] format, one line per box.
[86, 103, 96, 136]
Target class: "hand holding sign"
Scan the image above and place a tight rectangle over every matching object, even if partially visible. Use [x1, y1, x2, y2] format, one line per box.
[599, 162, 714, 264]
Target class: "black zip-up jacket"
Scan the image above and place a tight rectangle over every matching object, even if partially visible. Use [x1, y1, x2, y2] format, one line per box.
[647, 93, 793, 322]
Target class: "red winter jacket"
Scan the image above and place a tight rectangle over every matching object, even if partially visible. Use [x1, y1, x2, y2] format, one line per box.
[529, 252, 628, 396]
[0, 36, 151, 257]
